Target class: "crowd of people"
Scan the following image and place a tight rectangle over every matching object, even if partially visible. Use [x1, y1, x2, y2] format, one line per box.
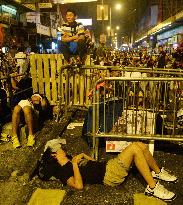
[92, 45, 183, 69]
[0, 8, 182, 202]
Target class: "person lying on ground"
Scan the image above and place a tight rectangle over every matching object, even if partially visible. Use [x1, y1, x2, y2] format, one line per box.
[11, 93, 49, 148]
[38, 141, 177, 202]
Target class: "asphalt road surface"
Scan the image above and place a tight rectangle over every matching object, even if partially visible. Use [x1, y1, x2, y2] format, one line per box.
[0, 110, 183, 205]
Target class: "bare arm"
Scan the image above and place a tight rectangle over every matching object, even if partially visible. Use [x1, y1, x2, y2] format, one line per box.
[62, 32, 85, 43]
[66, 153, 95, 189]
[41, 98, 48, 110]
[61, 34, 79, 43]
[11, 78, 19, 90]
[10, 73, 20, 90]
[83, 153, 96, 161]
[66, 154, 84, 190]
[67, 153, 96, 190]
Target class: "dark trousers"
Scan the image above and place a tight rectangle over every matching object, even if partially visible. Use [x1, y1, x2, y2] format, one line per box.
[60, 39, 87, 62]
[82, 100, 123, 147]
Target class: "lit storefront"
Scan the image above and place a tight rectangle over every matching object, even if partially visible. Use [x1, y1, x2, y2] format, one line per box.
[157, 26, 183, 49]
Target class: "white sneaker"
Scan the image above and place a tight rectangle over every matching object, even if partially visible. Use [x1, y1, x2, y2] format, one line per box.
[152, 167, 177, 182]
[145, 182, 176, 201]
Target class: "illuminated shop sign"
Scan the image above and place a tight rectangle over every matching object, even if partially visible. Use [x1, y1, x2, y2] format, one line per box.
[157, 26, 183, 40]
[38, 3, 52, 8]
[1, 5, 17, 15]
[53, 0, 97, 3]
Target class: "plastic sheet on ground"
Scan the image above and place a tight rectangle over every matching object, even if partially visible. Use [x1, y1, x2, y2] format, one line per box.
[27, 188, 66, 205]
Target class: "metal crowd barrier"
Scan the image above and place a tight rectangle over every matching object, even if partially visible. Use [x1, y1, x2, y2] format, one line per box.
[58, 65, 111, 118]
[91, 76, 183, 159]
[57, 65, 183, 117]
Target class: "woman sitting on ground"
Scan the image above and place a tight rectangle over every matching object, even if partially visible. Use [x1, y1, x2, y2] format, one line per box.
[38, 141, 177, 202]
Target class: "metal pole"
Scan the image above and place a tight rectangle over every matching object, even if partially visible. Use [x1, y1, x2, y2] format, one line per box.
[109, 6, 111, 45]
[101, 0, 104, 33]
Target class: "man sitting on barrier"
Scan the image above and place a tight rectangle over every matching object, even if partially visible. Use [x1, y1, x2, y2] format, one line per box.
[11, 93, 48, 148]
[37, 140, 177, 202]
[59, 9, 89, 65]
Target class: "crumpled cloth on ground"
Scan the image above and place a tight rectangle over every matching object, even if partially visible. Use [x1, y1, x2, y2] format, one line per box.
[27, 188, 66, 205]
[44, 138, 66, 152]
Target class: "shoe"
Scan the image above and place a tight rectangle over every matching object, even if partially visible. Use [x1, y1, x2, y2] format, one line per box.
[145, 182, 176, 201]
[152, 167, 177, 182]
[1, 133, 11, 142]
[12, 135, 21, 148]
[27, 135, 35, 147]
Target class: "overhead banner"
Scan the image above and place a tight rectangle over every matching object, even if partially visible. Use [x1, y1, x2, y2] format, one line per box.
[37, 24, 51, 36]
[64, 0, 97, 2]
[26, 12, 40, 24]
[53, 0, 97, 3]
[107, 28, 114, 37]
[21, 0, 39, 3]
[97, 4, 108, 21]
[38, 3, 52, 8]
[23, 4, 36, 11]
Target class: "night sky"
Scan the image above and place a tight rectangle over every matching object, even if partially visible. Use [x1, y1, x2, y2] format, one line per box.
[60, 0, 149, 40]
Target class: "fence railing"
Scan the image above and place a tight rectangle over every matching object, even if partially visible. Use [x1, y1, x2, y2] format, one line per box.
[30, 54, 65, 105]
[58, 65, 183, 114]
[91, 76, 183, 159]
[30, 54, 91, 106]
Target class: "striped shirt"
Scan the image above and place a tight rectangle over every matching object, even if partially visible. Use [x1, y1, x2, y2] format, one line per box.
[60, 21, 85, 37]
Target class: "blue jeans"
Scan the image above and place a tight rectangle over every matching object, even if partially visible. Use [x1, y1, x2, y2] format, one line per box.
[60, 39, 87, 62]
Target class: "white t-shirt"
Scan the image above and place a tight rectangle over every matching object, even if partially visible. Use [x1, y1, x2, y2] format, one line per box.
[15, 52, 27, 74]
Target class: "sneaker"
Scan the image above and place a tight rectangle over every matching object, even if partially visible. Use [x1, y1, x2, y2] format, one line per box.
[1, 133, 11, 142]
[145, 182, 176, 201]
[27, 135, 35, 147]
[152, 167, 177, 182]
[12, 136, 21, 148]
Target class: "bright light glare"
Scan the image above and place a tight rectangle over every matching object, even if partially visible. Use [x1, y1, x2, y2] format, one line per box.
[116, 26, 120, 30]
[52, 42, 56, 50]
[115, 4, 121, 10]
[107, 26, 111, 30]
[100, 6, 104, 10]
[76, 19, 92, 26]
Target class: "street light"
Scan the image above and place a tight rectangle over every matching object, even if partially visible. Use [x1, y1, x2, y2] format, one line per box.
[108, 4, 121, 44]
[107, 26, 111, 30]
[100, 5, 104, 10]
[115, 4, 121, 10]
